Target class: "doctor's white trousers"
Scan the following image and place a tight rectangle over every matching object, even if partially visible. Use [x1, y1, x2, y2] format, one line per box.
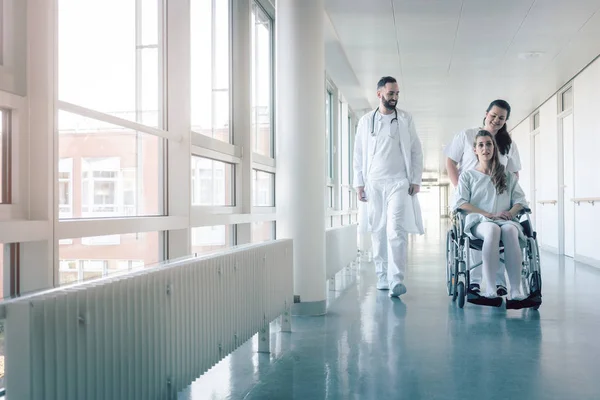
[366, 179, 409, 284]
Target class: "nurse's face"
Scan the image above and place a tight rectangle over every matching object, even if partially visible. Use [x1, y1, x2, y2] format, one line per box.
[378, 83, 400, 110]
[474, 135, 495, 162]
[484, 106, 508, 134]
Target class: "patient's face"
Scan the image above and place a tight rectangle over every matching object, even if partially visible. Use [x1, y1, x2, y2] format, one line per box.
[474, 136, 495, 162]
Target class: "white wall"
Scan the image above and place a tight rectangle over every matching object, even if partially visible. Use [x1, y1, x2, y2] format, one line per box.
[511, 122, 531, 201]
[512, 56, 600, 268]
[573, 59, 600, 267]
[536, 97, 560, 252]
[514, 97, 560, 253]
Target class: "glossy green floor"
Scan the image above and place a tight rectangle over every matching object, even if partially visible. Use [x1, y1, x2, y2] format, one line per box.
[180, 217, 600, 400]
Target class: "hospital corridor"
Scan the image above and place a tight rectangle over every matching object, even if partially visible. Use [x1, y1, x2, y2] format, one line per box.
[1, 0, 600, 399]
[182, 207, 600, 400]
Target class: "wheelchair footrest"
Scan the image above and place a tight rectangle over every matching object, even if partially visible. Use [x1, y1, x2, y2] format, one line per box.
[466, 293, 503, 307]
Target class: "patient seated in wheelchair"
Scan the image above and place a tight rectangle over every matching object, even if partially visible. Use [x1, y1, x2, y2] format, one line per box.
[453, 130, 529, 305]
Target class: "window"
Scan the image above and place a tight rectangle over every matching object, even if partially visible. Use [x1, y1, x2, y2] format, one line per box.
[0, 109, 10, 203]
[191, 0, 231, 142]
[82, 158, 119, 216]
[560, 87, 573, 112]
[531, 112, 540, 131]
[338, 100, 343, 185]
[58, 0, 162, 128]
[252, 221, 275, 243]
[251, 2, 273, 157]
[253, 169, 274, 206]
[0, 245, 3, 300]
[342, 188, 352, 211]
[58, 158, 73, 218]
[191, 225, 235, 255]
[59, 231, 161, 285]
[348, 114, 353, 186]
[58, 111, 163, 218]
[325, 90, 333, 179]
[81, 235, 121, 246]
[191, 157, 234, 206]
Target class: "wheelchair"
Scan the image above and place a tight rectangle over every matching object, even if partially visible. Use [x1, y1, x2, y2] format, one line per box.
[445, 207, 542, 309]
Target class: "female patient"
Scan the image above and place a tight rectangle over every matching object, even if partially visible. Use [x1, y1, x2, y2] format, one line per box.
[454, 130, 531, 307]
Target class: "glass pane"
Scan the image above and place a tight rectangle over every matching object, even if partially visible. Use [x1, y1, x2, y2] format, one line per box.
[562, 88, 573, 111]
[253, 169, 274, 206]
[191, 156, 234, 206]
[0, 110, 4, 204]
[58, 110, 164, 218]
[252, 3, 273, 157]
[191, 0, 231, 142]
[341, 188, 349, 211]
[0, 245, 3, 300]
[140, 48, 160, 127]
[348, 115, 353, 185]
[212, 90, 230, 142]
[533, 113, 540, 130]
[191, 225, 234, 255]
[58, 231, 161, 285]
[252, 221, 275, 243]
[58, 0, 161, 128]
[141, 0, 158, 45]
[325, 91, 332, 179]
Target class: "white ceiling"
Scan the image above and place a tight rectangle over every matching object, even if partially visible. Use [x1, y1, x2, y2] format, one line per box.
[324, 0, 600, 175]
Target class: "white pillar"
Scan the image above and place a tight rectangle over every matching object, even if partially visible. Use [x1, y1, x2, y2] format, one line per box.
[275, 0, 326, 316]
[232, 0, 253, 245]
[166, 0, 191, 258]
[23, 0, 56, 292]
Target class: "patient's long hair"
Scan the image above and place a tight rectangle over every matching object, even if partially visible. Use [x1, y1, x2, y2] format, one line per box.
[474, 130, 507, 194]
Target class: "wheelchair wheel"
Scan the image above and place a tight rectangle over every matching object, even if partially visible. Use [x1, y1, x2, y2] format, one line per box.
[528, 238, 542, 294]
[446, 230, 457, 297]
[457, 281, 465, 308]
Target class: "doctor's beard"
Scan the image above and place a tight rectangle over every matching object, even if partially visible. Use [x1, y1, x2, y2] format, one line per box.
[382, 98, 396, 110]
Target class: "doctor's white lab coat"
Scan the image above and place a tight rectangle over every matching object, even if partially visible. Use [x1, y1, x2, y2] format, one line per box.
[353, 108, 425, 235]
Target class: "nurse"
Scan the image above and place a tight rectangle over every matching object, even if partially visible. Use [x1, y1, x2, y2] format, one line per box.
[444, 99, 521, 296]
[353, 76, 424, 297]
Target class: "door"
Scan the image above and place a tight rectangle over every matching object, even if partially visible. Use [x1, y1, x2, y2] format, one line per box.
[562, 114, 575, 257]
[533, 133, 542, 236]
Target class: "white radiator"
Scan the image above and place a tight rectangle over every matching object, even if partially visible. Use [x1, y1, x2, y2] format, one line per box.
[326, 225, 358, 287]
[3, 239, 293, 400]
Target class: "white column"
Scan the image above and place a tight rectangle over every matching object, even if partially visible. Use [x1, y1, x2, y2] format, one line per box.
[22, 0, 56, 292]
[232, 0, 253, 245]
[275, 0, 326, 316]
[166, 0, 191, 258]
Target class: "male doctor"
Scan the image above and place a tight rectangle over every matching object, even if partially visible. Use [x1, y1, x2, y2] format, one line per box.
[353, 76, 424, 297]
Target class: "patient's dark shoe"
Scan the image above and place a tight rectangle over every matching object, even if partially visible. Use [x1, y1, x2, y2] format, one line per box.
[506, 293, 542, 310]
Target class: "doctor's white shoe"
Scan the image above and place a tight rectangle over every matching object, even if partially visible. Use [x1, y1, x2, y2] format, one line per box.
[376, 276, 389, 290]
[389, 282, 407, 297]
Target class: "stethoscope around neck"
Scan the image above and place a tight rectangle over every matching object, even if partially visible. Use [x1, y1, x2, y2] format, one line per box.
[370, 108, 398, 136]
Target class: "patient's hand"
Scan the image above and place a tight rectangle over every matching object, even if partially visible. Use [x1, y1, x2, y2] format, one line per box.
[486, 212, 512, 220]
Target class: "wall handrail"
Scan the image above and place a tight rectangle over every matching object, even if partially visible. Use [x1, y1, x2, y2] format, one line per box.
[537, 200, 557, 205]
[571, 197, 600, 205]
